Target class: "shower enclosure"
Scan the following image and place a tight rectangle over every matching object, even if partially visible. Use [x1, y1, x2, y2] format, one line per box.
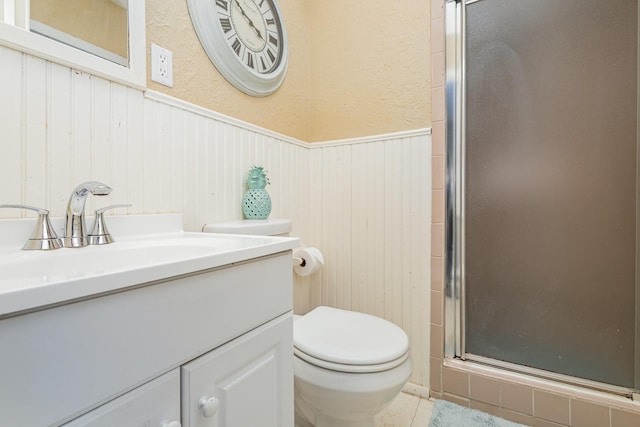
[445, 0, 640, 394]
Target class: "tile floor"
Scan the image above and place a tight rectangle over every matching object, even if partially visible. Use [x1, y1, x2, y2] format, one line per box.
[375, 392, 434, 427]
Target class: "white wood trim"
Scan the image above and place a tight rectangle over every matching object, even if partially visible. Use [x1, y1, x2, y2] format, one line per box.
[2, 0, 15, 25]
[143, 90, 309, 148]
[30, 20, 127, 67]
[144, 89, 432, 148]
[13, 0, 26, 29]
[310, 128, 432, 148]
[1, 0, 29, 29]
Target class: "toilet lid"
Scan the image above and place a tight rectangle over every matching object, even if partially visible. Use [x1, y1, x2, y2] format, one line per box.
[293, 306, 409, 370]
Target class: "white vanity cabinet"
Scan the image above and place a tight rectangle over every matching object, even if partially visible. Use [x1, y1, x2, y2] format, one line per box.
[0, 251, 294, 427]
[63, 369, 182, 427]
[182, 313, 293, 427]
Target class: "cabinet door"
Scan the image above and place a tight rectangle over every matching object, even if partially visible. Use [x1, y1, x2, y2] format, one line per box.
[64, 369, 180, 427]
[181, 313, 293, 427]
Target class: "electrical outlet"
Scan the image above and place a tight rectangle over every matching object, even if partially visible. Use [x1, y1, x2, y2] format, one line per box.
[151, 43, 173, 87]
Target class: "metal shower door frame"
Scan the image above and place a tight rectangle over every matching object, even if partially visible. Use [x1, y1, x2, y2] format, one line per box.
[444, 0, 465, 361]
[443, 0, 639, 397]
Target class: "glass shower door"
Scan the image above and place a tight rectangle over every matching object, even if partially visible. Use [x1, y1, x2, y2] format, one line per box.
[459, 0, 639, 390]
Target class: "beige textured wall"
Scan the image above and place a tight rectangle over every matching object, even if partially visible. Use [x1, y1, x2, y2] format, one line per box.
[146, 0, 430, 142]
[146, 0, 311, 141]
[308, 1, 431, 141]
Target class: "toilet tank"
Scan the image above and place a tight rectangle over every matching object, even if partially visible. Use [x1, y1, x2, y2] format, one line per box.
[202, 219, 291, 236]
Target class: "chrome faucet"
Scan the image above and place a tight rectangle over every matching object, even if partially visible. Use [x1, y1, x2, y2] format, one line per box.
[64, 181, 112, 248]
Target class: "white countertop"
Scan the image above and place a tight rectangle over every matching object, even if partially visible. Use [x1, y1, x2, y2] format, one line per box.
[0, 214, 298, 317]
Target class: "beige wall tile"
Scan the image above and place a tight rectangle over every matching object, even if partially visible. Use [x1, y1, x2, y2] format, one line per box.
[501, 409, 534, 426]
[430, 357, 442, 392]
[431, 290, 443, 326]
[432, 189, 444, 223]
[532, 418, 567, 427]
[470, 375, 500, 406]
[431, 223, 444, 257]
[442, 393, 470, 408]
[431, 86, 445, 122]
[430, 324, 443, 358]
[501, 382, 533, 415]
[431, 256, 444, 292]
[570, 399, 610, 427]
[431, 121, 445, 156]
[611, 408, 640, 427]
[442, 368, 469, 398]
[533, 390, 570, 425]
[432, 155, 445, 189]
[430, 17, 444, 54]
[470, 400, 501, 417]
[431, 51, 445, 88]
[431, 0, 443, 21]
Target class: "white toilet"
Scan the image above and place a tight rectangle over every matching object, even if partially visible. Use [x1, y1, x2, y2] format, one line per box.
[202, 219, 412, 427]
[293, 306, 412, 427]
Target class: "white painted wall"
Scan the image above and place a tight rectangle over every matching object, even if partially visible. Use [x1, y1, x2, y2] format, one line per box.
[0, 45, 431, 387]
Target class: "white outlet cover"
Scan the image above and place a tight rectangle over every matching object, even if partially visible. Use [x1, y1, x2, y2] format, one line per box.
[151, 43, 173, 87]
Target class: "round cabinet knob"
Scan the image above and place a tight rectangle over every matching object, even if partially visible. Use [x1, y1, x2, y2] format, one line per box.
[198, 396, 220, 418]
[160, 421, 181, 427]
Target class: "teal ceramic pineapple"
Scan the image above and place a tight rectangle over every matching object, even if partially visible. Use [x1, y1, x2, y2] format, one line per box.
[242, 166, 272, 219]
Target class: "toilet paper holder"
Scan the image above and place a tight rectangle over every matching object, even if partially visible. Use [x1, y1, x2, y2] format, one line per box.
[291, 247, 324, 276]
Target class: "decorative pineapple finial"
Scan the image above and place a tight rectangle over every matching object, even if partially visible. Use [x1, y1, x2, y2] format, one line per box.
[246, 166, 270, 190]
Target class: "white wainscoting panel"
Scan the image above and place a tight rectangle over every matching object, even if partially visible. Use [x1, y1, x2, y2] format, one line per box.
[0, 44, 431, 387]
[300, 135, 432, 386]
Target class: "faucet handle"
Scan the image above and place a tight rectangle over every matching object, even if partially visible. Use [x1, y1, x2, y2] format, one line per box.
[88, 204, 132, 245]
[0, 204, 63, 250]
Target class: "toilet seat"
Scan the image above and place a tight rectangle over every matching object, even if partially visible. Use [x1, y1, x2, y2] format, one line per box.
[294, 347, 409, 373]
[293, 306, 410, 373]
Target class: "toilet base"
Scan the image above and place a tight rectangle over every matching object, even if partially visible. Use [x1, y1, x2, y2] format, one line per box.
[293, 354, 412, 427]
[295, 406, 375, 427]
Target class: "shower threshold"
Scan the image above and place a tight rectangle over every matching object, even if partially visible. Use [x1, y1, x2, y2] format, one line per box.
[460, 353, 637, 400]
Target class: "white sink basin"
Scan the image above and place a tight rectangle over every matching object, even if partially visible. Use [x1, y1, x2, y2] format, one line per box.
[0, 215, 298, 317]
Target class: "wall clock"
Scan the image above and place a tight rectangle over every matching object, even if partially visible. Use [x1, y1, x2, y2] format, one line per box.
[187, 0, 288, 97]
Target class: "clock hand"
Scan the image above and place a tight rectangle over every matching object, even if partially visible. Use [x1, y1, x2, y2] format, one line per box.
[233, 0, 265, 41]
[235, 0, 264, 40]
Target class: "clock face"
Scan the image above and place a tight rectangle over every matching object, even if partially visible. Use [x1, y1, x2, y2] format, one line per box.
[187, 0, 288, 96]
[216, 0, 284, 74]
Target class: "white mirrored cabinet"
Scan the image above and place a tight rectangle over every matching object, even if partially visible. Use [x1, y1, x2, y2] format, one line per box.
[0, 0, 145, 88]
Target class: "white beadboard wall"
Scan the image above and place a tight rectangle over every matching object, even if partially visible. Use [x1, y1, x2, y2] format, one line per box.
[302, 135, 432, 387]
[0, 45, 431, 387]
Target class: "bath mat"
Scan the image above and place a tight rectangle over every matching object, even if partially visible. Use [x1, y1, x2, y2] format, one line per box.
[429, 400, 527, 427]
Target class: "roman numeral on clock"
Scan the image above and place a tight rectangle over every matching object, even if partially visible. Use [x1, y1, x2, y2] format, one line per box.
[266, 18, 275, 26]
[257, 49, 276, 72]
[220, 17, 232, 33]
[268, 34, 278, 47]
[216, 0, 228, 12]
[232, 38, 242, 56]
[247, 52, 255, 69]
